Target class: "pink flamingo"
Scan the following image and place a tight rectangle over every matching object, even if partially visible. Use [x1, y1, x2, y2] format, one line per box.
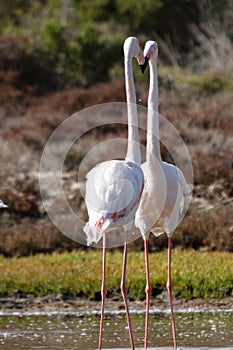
[136, 40, 187, 350]
[84, 37, 145, 350]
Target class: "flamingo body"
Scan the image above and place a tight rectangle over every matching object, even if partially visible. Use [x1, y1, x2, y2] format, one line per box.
[83, 36, 144, 350]
[135, 160, 186, 239]
[135, 40, 187, 350]
[84, 159, 144, 245]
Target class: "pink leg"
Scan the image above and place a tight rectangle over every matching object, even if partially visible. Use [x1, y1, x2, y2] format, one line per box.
[144, 239, 151, 350]
[121, 231, 135, 349]
[166, 237, 177, 350]
[98, 233, 107, 350]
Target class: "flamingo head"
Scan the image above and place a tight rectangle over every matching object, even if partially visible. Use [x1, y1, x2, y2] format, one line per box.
[140, 40, 158, 73]
[123, 36, 145, 66]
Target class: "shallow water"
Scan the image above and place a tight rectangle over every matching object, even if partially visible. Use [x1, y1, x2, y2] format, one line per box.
[0, 309, 232, 349]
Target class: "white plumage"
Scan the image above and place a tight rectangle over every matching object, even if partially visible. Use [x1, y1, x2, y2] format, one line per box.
[135, 40, 187, 350]
[84, 160, 144, 245]
[135, 159, 186, 239]
[0, 200, 7, 208]
[84, 37, 145, 247]
[83, 36, 145, 350]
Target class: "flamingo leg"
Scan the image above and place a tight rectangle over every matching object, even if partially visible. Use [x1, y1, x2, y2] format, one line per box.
[98, 232, 107, 350]
[144, 239, 151, 349]
[121, 231, 135, 350]
[166, 236, 177, 350]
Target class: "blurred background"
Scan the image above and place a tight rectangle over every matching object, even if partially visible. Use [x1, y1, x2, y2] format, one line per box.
[0, 0, 232, 256]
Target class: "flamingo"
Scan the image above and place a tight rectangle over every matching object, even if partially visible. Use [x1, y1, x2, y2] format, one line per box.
[0, 200, 7, 208]
[83, 37, 145, 350]
[136, 41, 187, 350]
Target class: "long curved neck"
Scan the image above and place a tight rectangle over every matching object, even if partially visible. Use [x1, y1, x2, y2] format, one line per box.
[124, 53, 141, 165]
[146, 59, 161, 162]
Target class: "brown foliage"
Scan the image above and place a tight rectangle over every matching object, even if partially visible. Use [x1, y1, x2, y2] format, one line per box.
[0, 41, 232, 256]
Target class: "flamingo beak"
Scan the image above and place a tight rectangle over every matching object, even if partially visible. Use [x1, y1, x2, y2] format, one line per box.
[139, 56, 149, 74]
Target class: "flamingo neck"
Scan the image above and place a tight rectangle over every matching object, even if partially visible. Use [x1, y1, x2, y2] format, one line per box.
[124, 55, 141, 166]
[146, 60, 161, 162]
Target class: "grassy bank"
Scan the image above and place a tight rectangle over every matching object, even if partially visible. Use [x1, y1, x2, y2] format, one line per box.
[0, 250, 232, 300]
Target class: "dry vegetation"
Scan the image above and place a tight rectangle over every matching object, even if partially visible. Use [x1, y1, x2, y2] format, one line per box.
[0, 29, 232, 256]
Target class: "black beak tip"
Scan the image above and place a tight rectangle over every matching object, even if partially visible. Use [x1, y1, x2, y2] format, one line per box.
[139, 64, 146, 74]
[139, 57, 149, 74]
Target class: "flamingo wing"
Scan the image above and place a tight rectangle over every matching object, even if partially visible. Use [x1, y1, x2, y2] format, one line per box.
[134, 160, 167, 239]
[84, 159, 144, 245]
[135, 161, 187, 239]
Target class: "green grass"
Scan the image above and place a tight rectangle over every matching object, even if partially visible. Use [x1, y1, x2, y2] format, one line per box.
[0, 250, 232, 299]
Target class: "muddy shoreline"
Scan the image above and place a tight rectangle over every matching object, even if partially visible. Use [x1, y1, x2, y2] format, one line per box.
[1, 293, 232, 314]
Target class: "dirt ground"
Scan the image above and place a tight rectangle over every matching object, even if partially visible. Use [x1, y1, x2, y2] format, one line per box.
[0, 293, 232, 314]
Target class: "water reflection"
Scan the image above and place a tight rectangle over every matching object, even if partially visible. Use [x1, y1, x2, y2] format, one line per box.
[0, 310, 232, 349]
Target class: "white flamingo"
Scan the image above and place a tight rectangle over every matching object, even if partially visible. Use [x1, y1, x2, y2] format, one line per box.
[136, 40, 187, 350]
[0, 200, 7, 208]
[83, 37, 144, 350]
